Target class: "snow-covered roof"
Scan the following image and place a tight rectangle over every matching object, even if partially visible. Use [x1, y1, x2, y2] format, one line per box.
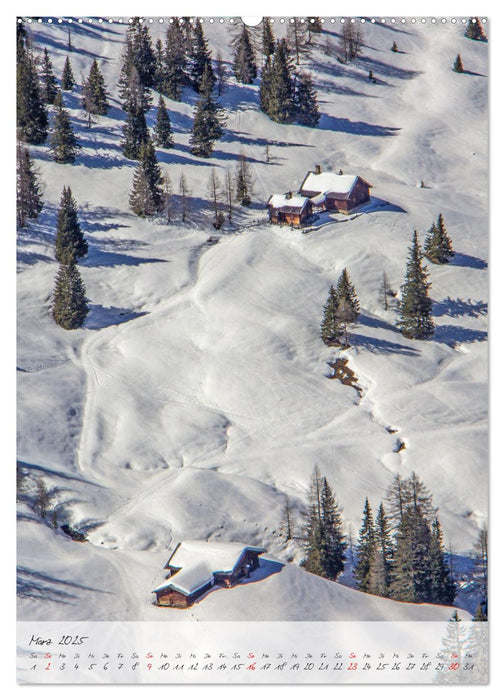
[301, 171, 358, 197]
[153, 561, 214, 597]
[268, 193, 310, 211]
[154, 541, 265, 597]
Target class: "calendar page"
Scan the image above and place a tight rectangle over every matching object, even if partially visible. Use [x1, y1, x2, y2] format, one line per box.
[16, 14, 489, 684]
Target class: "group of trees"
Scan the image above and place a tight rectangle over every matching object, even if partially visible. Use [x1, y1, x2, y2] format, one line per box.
[354, 473, 456, 605]
[301, 466, 347, 580]
[398, 218, 453, 339]
[320, 268, 360, 347]
[52, 187, 89, 329]
[260, 39, 320, 126]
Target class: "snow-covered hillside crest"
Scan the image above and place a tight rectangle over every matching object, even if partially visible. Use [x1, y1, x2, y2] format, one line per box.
[17, 17, 488, 621]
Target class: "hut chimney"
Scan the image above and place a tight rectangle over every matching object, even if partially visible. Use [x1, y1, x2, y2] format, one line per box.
[315, 164, 321, 174]
[286, 191, 292, 199]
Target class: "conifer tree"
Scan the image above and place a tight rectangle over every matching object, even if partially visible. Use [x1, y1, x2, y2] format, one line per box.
[160, 20, 188, 100]
[334, 268, 360, 346]
[465, 18, 486, 41]
[295, 71, 320, 127]
[453, 54, 464, 73]
[430, 518, 456, 605]
[215, 51, 226, 96]
[320, 285, 342, 346]
[52, 253, 89, 330]
[131, 19, 156, 87]
[424, 214, 454, 264]
[17, 46, 48, 144]
[260, 39, 296, 124]
[154, 38, 164, 91]
[233, 24, 257, 84]
[55, 186, 88, 262]
[189, 21, 215, 93]
[153, 96, 174, 148]
[302, 465, 324, 575]
[261, 18, 276, 61]
[121, 83, 149, 160]
[390, 505, 433, 602]
[391, 41, 399, 53]
[82, 59, 109, 115]
[61, 56, 75, 91]
[16, 144, 44, 228]
[235, 151, 254, 206]
[34, 477, 49, 517]
[40, 48, 58, 104]
[189, 70, 225, 157]
[398, 230, 435, 339]
[472, 526, 488, 604]
[368, 502, 393, 596]
[129, 138, 164, 217]
[49, 103, 80, 164]
[320, 477, 347, 580]
[354, 498, 376, 592]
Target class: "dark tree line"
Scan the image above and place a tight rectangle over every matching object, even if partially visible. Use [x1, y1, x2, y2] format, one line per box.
[354, 473, 457, 606]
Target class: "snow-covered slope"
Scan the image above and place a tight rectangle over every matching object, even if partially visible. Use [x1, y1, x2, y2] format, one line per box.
[17, 17, 488, 621]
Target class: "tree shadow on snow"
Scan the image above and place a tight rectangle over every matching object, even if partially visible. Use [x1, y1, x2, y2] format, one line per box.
[450, 252, 487, 270]
[352, 333, 419, 356]
[85, 306, 149, 330]
[317, 113, 400, 137]
[434, 325, 487, 347]
[433, 297, 487, 319]
[17, 566, 112, 605]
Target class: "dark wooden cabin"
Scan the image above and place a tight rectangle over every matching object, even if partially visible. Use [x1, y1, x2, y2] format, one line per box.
[267, 192, 312, 227]
[298, 165, 372, 214]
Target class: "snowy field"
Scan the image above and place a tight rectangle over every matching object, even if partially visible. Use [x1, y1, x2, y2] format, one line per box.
[17, 17, 488, 621]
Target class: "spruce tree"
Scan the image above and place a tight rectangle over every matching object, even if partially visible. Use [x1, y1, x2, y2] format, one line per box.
[189, 21, 215, 94]
[34, 477, 49, 517]
[472, 526, 488, 604]
[215, 51, 226, 96]
[354, 498, 376, 592]
[368, 502, 393, 596]
[295, 71, 320, 127]
[40, 48, 58, 104]
[52, 253, 89, 330]
[235, 151, 253, 206]
[55, 186, 88, 262]
[132, 20, 156, 87]
[430, 518, 456, 605]
[465, 18, 486, 41]
[233, 24, 257, 84]
[17, 47, 48, 144]
[385, 473, 410, 528]
[320, 285, 342, 346]
[153, 96, 174, 148]
[161, 20, 188, 100]
[129, 138, 163, 217]
[49, 103, 80, 164]
[189, 71, 225, 157]
[424, 214, 454, 264]
[398, 230, 435, 339]
[320, 477, 347, 580]
[453, 54, 464, 73]
[121, 86, 149, 160]
[260, 39, 296, 124]
[334, 268, 360, 346]
[154, 38, 164, 92]
[16, 144, 44, 228]
[82, 59, 109, 115]
[61, 56, 75, 91]
[302, 465, 324, 575]
[391, 41, 399, 53]
[261, 18, 276, 61]
[390, 505, 432, 602]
